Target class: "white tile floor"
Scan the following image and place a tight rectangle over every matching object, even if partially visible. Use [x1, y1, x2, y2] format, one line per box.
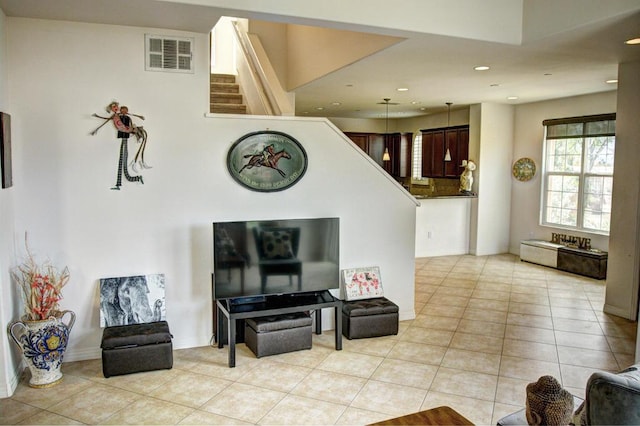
[1, 254, 636, 425]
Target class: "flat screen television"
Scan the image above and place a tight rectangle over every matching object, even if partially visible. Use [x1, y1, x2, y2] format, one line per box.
[213, 217, 340, 300]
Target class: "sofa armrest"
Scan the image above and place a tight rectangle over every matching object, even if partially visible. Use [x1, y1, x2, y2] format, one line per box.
[586, 364, 640, 425]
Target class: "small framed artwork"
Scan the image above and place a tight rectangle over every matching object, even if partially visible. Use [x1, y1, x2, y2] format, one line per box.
[512, 157, 536, 182]
[227, 130, 307, 192]
[341, 266, 384, 301]
[1, 112, 12, 189]
[99, 274, 166, 327]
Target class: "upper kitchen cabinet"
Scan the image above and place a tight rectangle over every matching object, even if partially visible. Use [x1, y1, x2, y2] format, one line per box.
[421, 125, 469, 178]
[345, 132, 412, 178]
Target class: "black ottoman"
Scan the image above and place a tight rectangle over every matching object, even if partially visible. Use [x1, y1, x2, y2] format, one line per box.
[101, 321, 173, 378]
[342, 297, 399, 339]
[244, 312, 312, 358]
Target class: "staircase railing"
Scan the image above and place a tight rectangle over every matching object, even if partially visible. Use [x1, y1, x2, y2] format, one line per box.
[231, 21, 294, 116]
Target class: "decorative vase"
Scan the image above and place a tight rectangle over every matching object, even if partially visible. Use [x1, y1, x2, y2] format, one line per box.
[8, 310, 76, 388]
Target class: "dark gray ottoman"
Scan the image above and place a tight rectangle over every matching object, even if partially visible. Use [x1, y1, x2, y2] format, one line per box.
[101, 321, 173, 378]
[244, 313, 312, 358]
[342, 297, 399, 339]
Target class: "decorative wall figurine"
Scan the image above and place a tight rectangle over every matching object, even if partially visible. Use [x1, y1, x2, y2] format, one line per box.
[459, 159, 476, 194]
[90, 101, 150, 190]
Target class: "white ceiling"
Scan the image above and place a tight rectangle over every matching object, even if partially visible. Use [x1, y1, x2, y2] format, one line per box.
[1, 0, 639, 119]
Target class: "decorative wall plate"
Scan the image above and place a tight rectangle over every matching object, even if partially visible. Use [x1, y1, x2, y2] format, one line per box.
[512, 157, 536, 181]
[227, 130, 307, 192]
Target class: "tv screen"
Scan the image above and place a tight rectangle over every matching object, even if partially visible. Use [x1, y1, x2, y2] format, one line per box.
[213, 217, 340, 300]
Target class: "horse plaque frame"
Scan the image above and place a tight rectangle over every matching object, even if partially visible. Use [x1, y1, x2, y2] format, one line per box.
[227, 130, 308, 192]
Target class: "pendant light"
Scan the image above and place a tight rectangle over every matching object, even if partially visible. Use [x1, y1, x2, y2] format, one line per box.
[444, 102, 452, 162]
[381, 98, 392, 162]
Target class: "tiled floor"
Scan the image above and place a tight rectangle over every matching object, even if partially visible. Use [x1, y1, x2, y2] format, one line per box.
[1, 254, 637, 425]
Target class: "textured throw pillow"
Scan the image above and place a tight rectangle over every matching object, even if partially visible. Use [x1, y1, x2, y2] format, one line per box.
[261, 230, 294, 259]
[342, 267, 384, 301]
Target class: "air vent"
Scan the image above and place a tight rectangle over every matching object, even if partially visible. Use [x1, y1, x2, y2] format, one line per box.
[145, 34, 194, 73]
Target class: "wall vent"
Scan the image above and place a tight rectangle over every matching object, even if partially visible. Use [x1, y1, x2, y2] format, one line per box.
[145, 34, 194, 73]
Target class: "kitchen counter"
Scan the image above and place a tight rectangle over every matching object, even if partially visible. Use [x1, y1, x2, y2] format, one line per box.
[415, 195, 473, 257]
[413, 193, 477, 200]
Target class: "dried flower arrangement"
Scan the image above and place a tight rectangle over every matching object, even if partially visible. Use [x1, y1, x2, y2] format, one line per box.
[11, 238, 69, 321]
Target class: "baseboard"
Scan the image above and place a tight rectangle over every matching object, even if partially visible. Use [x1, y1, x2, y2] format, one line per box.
[63, 334, 212, 363]
[399, 309, 416, 322]
[603, 303, 635, 320]
[1, 359, 23, 398]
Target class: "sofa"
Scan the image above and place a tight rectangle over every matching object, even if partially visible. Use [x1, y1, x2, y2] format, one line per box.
[575, 363, 640, 425]
[497, 363, 640, 425]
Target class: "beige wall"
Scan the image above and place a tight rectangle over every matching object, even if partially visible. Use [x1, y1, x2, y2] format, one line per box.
[607, 61, 640, 323]
[286, 24, 403, 91]
[509, 91, 616, 254]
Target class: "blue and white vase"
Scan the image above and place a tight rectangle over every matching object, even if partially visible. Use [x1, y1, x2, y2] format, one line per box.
[8, 310, 75, 388]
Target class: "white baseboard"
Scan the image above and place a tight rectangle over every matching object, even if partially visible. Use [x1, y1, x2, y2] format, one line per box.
[603, 303, 635, 320]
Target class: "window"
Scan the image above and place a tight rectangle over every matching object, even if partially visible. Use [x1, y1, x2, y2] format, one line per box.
[412, 132, 422, 178]
[145, 34, 194, 73]
[541, 114, 615, 234]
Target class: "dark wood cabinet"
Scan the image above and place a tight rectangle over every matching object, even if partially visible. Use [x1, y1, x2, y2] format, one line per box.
[345, 132, 412, 178]
[421, 125, 469, 178]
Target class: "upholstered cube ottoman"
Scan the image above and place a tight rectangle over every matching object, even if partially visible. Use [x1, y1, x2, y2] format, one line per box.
[244, 312, 312, 358]
[101, 321, 173, 378]
[342, 297, 399, 339]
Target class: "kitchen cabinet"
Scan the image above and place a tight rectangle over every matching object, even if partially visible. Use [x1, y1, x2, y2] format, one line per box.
[421, 125, 469, 178]
[345, 132, 412, 177]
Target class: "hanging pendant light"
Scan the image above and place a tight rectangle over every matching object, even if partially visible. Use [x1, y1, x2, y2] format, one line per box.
[381, 98, 392, 161]
[444, 102, 452, 162]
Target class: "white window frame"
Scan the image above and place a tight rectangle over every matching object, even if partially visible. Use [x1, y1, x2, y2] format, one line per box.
[540, 113, 616, 235]
[145, 34, 194, 73]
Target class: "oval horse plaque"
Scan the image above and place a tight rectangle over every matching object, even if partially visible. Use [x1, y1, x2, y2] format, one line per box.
[227, 131, 308, 192]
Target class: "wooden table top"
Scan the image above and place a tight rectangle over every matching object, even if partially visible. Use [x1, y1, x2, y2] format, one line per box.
[369, 406, 474, 425]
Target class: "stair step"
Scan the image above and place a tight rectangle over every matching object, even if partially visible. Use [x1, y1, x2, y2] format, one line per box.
[211, 103, 247, 114]
[211, 93, 243, 104]
[210, 82, 239, 94]
[211, 73, 236, 84]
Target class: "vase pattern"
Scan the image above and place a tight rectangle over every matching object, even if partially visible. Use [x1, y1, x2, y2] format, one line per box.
[8, 310, 75, 388]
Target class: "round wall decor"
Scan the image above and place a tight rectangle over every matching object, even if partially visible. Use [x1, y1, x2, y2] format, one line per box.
[227, 130, 308, 192]
[512, 157, 536, 182]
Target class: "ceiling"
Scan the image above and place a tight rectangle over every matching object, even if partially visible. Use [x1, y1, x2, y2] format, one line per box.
[1, 0, 639, 119]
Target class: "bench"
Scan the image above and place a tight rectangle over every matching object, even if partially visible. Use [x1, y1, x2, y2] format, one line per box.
[101, 321, 173, 378]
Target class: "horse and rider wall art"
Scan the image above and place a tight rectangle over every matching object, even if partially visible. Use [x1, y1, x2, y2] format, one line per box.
[90, 101, 151, 190]
[227, 130, 308, 192]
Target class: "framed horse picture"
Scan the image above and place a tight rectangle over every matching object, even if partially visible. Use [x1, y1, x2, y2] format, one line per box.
[227, 130, 307, 192]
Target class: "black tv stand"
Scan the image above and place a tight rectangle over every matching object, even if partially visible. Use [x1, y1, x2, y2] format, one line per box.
[216, 290, 342, 367]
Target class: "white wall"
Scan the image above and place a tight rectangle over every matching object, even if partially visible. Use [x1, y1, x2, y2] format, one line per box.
[0, 6, 21, 399]
[415, 198, 471, 257]
[2, 18, 417, 396]
[471, 103, 514, 256]
[508, 91, 616, 254]
[607, 61, 640, 323]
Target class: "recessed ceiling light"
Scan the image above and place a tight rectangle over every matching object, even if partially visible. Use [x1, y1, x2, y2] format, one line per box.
[606, 79, 618, 84]
[316, 107, 324, 111]
[624, 38, 640, 45]
[507, 96, 518, 100]
[396, 87, 409, 92]
[474, 65, 490, 71]
[411, 101, 421, 105]
[331, 102, 341, 106]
